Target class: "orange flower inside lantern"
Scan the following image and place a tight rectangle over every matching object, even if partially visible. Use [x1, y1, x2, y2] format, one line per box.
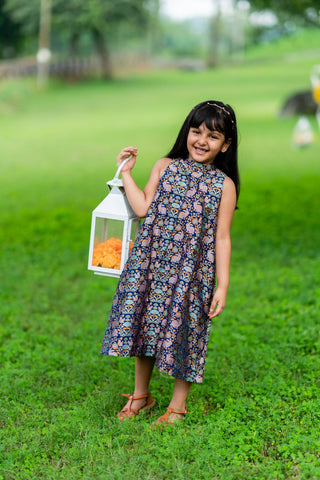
[88, 159, 140, 278]
[92, 237, 134, 270]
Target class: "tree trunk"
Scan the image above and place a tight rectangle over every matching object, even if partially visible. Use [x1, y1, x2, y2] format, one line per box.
[91, 27, 112, 79]
[147, 0, 160, 57]
[207, 2, 221, 69]
[37, 0, 51, 88]
[69, 31, 79, 56]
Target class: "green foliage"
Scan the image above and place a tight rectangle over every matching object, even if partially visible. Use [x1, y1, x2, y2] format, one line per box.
[239, 0, 319, 25]
[4, 0, 149, 35]
[3, 0, 150, 76]
[52, 0, 149, 34]
[157, 19, 207, 59]
[0, 0, 24, 58]
[1, 43, 320, 478]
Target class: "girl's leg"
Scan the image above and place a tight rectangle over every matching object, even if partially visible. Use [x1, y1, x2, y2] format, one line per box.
[168, 378, 192, 413]
[134, 355, 156, 394]
[122, 356, 156, 411]
[153, 378, 191, 425]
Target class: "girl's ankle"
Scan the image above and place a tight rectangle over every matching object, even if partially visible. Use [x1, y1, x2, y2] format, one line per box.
[133, 391, 150, 397]
[168, 402, 187, 413]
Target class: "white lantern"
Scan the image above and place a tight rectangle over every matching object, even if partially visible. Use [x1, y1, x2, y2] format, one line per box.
[88, 159, 140, 277]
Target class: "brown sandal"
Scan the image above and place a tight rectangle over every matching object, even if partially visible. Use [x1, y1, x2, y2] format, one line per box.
[153, 406, 188, 426]
[117, 393, 156, 420]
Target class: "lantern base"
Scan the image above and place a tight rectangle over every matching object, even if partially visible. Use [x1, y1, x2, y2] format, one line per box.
[93, 270, 121, 278]
[89, 263, 122, 278]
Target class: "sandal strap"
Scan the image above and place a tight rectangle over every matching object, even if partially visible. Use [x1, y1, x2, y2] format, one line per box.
[153, 406, 188, 426]
[121, 393, 150, 415]
[121, 393, 150, 401]
[166, 406, 188, 415]
[118, 392, 153, 417]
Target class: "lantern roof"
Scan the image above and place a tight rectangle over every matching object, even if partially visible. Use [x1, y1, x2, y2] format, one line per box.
[93, 183, 137, 220]
[93, 157, 139, 220]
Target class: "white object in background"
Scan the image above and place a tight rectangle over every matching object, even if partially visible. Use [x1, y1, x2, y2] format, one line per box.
[292, 117, 314, 148]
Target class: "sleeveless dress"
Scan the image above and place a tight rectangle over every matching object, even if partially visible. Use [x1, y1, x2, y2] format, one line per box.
[101, 158, 226, 383]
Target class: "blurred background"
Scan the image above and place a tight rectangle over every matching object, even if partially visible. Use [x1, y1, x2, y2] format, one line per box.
[1, 2, 320, 478]
[0, 0, 318, 77]
[0, 0, 319, 79]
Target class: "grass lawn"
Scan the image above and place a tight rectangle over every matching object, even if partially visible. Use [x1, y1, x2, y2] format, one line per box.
[0, 43, 320, 479]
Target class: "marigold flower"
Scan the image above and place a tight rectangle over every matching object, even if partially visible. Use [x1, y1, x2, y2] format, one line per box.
[92, 237, 133, 269]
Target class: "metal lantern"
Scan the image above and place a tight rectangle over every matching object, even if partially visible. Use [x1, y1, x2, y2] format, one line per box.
[88, 159, 140, 277]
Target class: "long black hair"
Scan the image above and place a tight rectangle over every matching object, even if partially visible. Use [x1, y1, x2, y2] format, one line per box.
[166, 100, 240, 203]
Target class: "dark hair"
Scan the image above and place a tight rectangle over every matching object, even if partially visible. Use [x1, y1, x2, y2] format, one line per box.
[166, 100, 240, 203]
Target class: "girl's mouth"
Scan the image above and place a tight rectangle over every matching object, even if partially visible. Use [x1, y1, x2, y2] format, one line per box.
[194, 146, 208, 153]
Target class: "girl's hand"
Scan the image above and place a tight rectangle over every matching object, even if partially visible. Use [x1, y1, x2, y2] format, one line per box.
[208, 288, 227, 318]
[116, 146, 138, 173]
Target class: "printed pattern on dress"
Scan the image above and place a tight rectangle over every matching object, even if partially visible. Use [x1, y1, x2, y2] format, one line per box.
[101, 158, 226, 383]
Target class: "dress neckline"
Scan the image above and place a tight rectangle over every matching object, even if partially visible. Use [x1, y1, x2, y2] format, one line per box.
[178, 157, 216, 172]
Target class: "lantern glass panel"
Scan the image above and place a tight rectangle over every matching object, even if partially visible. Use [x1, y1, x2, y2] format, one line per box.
[91, 217, 124, 271]
[131, 218, 141, 244]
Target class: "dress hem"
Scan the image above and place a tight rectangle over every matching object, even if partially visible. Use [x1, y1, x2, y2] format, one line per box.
[100, 349, 204, 383]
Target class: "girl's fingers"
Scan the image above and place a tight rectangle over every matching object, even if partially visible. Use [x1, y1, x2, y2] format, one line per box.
[117, 147, 138, 166]
[210, 304, 223, 318]
[122, 147, 137, 157]
[209, 298, 225, 318]
[209, 288, 227, 319]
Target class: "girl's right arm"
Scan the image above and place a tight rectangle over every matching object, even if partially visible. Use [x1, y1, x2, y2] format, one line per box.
[117, 146, 171, 218]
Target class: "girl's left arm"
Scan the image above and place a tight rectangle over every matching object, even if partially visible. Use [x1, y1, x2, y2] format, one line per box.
[209, 176, 236, 318]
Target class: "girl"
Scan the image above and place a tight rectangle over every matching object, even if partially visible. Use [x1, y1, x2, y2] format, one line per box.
[101, 100, 240, 425]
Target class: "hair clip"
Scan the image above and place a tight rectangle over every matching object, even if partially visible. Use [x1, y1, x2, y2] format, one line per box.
[207, 102, 234, 124]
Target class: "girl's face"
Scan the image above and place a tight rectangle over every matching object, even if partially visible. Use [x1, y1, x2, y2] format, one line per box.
[187, 122, 231, 165]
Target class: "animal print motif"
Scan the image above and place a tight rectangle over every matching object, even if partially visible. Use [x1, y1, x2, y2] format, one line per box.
[101, 158, 226, 383]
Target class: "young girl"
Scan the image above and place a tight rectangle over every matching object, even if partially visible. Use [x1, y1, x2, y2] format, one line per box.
[101, 100, 240, 425]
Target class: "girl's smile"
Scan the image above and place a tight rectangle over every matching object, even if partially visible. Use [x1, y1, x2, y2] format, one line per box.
[187, 122, 230, 165]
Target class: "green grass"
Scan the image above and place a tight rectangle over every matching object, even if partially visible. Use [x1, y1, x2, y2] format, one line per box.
[1, 42, 320, 479]
[244, 27, 320, 61]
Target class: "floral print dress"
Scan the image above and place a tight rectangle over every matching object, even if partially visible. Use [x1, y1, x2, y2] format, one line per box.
[101, 158, 226, 383]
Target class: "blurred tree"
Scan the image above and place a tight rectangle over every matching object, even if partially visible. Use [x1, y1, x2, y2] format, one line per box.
[146, 0, 160, 56]
[158, 18, 207, 60]
[4, 0, 150, 77]
[240, 0, 319, 26]
[207, 0, 222, 68]
[0, 0, 24, 58]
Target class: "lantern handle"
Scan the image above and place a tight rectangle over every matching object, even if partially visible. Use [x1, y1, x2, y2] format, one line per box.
[107, 157, 131, 188]
[114, 157, 131, 179]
